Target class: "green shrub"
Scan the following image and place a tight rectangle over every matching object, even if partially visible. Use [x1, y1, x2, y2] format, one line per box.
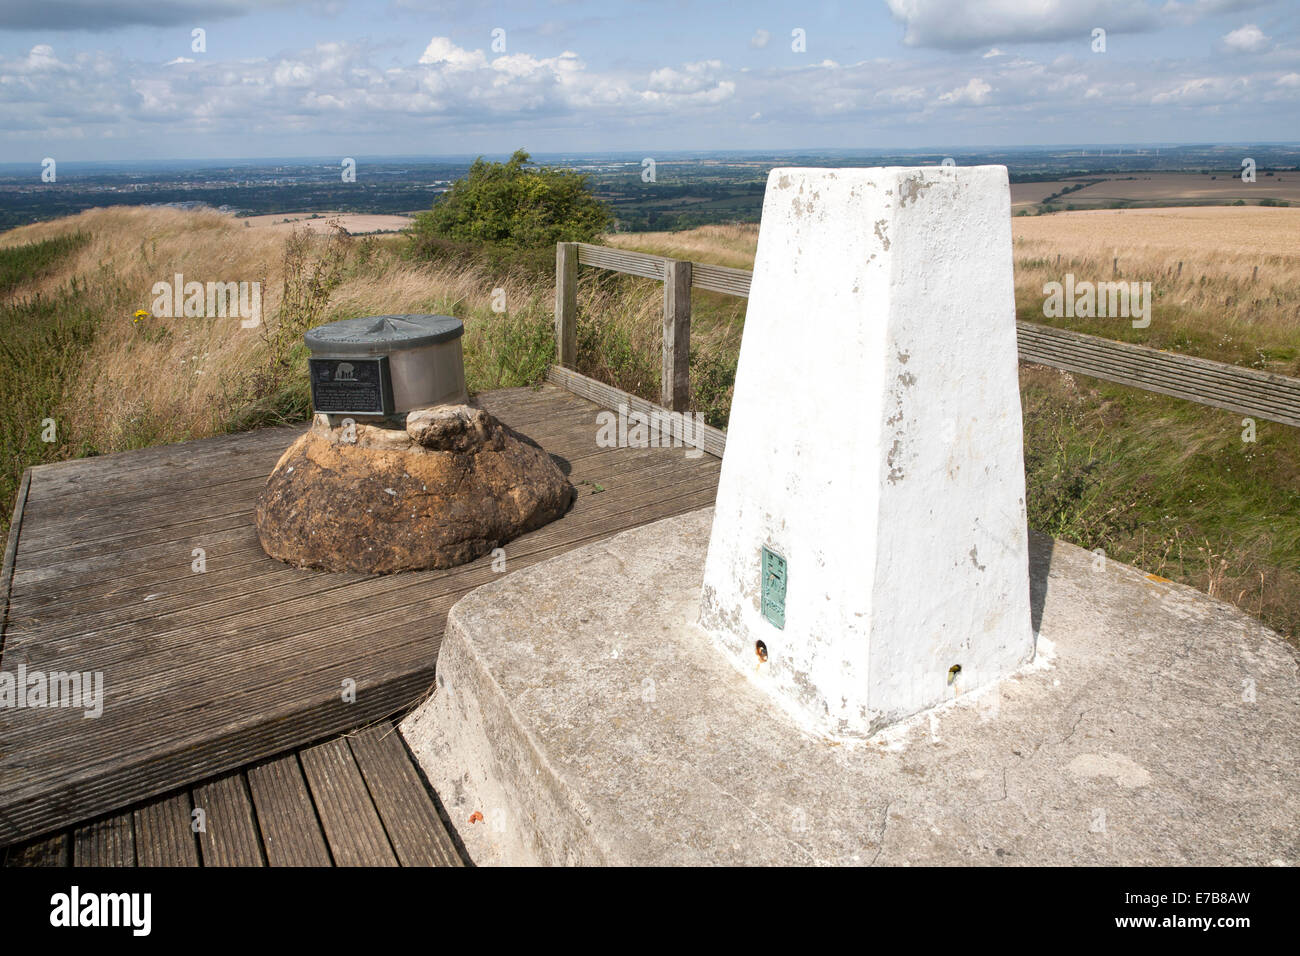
[409, 150, 611, 265]
[690, 349, 737, 428]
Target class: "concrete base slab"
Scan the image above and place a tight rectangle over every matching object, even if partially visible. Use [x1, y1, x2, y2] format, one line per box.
[400, 507, 1300, 866]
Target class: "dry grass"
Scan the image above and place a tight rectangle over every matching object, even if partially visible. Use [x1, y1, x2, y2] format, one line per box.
[1013, 207, 1300, 372]
[606, 223, 760, 270]
[0, 207, 562, 453]
[0, 205, 699, 460]
[0, 207, 287, 448]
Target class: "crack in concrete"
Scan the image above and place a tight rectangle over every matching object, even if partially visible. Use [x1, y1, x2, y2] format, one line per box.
[1022, 708, 1089, 760]
[868, 799, 892, 866]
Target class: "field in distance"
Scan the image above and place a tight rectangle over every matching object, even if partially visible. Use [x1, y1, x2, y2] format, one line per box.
[236, 211, 414, 234]
[1010, 170, 1298, 212]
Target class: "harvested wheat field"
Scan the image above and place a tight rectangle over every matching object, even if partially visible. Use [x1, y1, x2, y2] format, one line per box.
[238, 211, 415, 234]
[1013, 206, 1300, 371]
[1012, 205, 1300, 258]
[1054, 171, 1300, 206]
[1009, 180, 1091, 211]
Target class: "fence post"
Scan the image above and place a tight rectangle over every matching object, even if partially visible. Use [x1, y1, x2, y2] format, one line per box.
[555, 242, 578, 368]
[662, 259, 692, 412]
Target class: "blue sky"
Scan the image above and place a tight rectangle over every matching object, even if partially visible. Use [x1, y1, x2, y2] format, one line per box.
[1, 0, 1297, 161]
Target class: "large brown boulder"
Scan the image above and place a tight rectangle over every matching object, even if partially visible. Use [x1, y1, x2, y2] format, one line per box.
[256, 404, 573, 573]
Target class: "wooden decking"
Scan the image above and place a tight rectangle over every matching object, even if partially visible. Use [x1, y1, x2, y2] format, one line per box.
[3, 721, 463, 867]
[0, 383, 721, 848]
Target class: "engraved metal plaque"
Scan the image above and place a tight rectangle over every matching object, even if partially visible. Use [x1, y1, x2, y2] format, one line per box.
[309, 356, 394, 416]
[761, 545, 787, 630]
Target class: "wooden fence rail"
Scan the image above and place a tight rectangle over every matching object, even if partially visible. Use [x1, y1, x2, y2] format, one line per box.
[554, 241, 1300, 429]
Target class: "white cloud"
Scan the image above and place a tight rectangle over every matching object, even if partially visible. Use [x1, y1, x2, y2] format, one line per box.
[750, 29, 770, 49]
[938, 77, 992, 105]
[649, 61, 726, 94]
[1221, 24, 1270, 53]
[492, 50, 583, 80]
[22, 44, 61, 71]
[419, 37, 488, 71]
[1150, 75, 1246, 105]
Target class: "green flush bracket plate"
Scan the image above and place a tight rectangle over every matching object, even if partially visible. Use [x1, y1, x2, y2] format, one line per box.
[761, 546, 787, 630]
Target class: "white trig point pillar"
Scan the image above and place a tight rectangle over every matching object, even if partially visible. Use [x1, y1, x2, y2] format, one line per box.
[699, 166, 1034, 739]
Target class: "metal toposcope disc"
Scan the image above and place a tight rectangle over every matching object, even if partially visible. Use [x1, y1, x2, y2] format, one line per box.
[305, 314, 463, 356]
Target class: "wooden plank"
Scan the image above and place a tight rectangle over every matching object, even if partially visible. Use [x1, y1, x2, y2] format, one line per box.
[18, 476, 275, 554]
[1017, 322, 1300, 427]
[22, 386, 563, 513]
[3, 831, 69, 867]
[1018, 326, 1300, 416]
[348, 724, 462, 867]
[576, 242, 665, 281]
[1018, 324, 1300, 406]
[692, 261, 751, 297]
[300, 738, 398, 867]
[192, 773, 264, 866]
[27, 425, 302, 500]
[0, 467, 31, 659]
[1020, 344, 1300, 422]
[11, 445, 715, 660]
[555, 242, 578, 368]
[547, 365, 727, 458]
[247, 754, 333, 867]
[133, 791, 199, 867]
[662, 259, 692, 412]
[579, 243, 749, 296]
[73, 811, 135, 866]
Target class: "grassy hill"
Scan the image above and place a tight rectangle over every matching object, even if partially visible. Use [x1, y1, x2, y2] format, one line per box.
[1, 206, 1297, 644]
